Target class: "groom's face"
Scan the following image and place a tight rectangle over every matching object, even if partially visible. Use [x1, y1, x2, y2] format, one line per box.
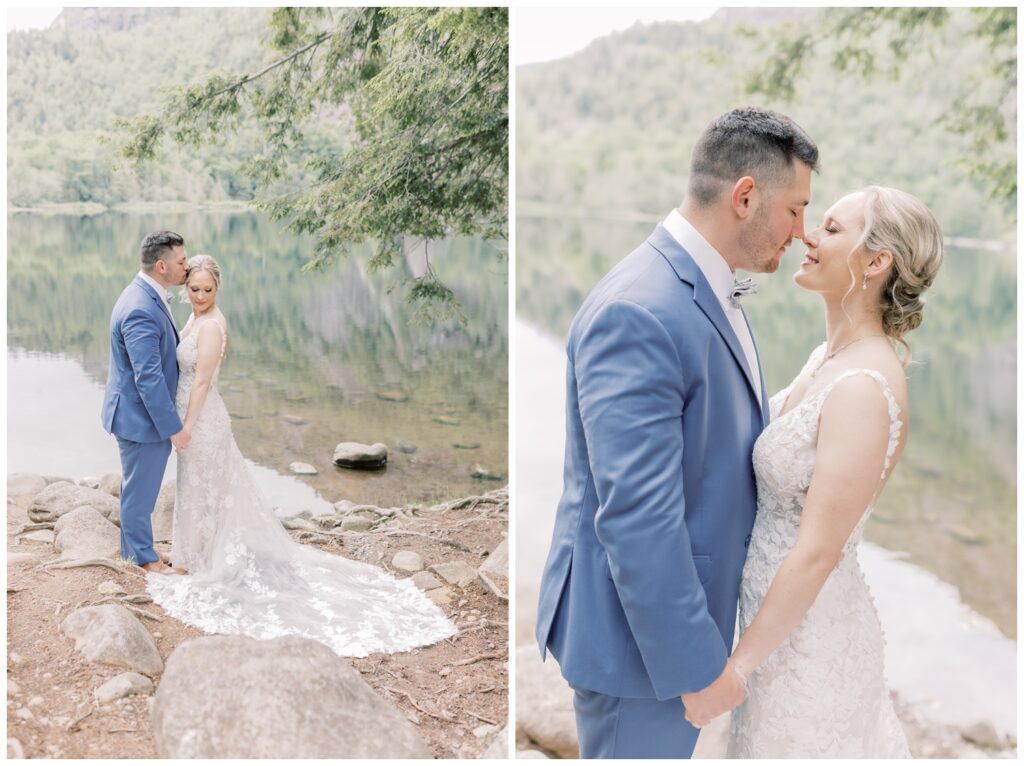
[740, 160, 812, 274]
[158, 245, 189, 286]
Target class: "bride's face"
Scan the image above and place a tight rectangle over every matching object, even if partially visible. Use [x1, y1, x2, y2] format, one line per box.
[186, 269, 218, 313]
[795, 192, 868, 295]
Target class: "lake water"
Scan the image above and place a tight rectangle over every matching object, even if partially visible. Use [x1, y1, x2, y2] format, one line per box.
[517, 215, 1016, 639]
[7, 210, 508, 513]
[515, 320, 1016, 738]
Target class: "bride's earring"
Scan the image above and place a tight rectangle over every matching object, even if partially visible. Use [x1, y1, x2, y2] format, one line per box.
[862, 273, 869, 290]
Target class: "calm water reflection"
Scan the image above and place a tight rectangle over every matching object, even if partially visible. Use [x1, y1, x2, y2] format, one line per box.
[518, 215, 1016, 637]
[8, 211, 508, 509]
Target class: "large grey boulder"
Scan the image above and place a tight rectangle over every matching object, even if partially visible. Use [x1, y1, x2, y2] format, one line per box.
[60, 605, 163, 676]
[152, 635, 431, 758]
[482, 724, 508, 758]
[152, 481, 175, 542]
[7, 473, 48, 510]
[516, 645, 578, 758]
[53, 507, 120, 559]
[478, 537, 508, 600]
[28, 482, 120, 525]
[99, 472, 122, 497]
[333, 442, 388, 470]
[8, 738, 25, 759]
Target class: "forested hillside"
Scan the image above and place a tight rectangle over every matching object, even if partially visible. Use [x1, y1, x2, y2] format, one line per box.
[7, 8, 340, 207]
[517, 8, 1015, 240]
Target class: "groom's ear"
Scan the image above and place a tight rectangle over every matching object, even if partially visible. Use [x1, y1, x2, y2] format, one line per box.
[731, 176, 757, 219]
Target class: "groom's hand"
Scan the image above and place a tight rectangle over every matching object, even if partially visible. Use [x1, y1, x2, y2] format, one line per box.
[681, 660, 746, 728]
[170, 427, 191, 452]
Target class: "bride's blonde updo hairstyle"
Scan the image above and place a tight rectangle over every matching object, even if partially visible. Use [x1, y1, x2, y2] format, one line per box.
[185, 254, 222, 287]
[179, 254, 222, 303]
[855, 186, 943, 363]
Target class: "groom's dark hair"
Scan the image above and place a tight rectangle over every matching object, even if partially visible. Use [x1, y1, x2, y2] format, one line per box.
[687, 107, 819, 206]
[140, 230, 185, 271]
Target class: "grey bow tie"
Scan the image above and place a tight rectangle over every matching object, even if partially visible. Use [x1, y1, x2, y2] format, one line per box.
[729, 277, 758, 309]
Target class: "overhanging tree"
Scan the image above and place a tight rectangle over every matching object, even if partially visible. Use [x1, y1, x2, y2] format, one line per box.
[744, 7, 1016, 206]
[119, 7, 508, 320]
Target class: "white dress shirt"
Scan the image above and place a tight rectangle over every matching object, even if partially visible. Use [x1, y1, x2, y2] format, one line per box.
[137, 270, 174, 310]
[662, 209, 762, 405]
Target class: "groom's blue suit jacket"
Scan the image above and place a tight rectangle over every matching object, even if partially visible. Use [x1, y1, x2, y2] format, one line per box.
[101, 276, 182, 443]
[536, 224, 770, 702]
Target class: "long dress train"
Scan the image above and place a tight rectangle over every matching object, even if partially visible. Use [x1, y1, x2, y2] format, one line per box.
[146, 316, 455, 657]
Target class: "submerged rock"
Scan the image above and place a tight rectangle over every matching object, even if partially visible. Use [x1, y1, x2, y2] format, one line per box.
[471, 464, 505, 481]
[332, 442, 388, 470]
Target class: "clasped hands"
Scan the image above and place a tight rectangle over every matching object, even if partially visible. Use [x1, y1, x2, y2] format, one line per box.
[170, 426, 191, 452]
[681, 657, 747, 729]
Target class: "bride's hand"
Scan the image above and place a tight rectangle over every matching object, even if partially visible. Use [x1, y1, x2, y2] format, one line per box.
[681, 658, 747, 728]
[171, 426, 191, 452]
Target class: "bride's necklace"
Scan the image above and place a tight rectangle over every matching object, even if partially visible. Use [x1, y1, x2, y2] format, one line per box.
[810, 333, 886, 378]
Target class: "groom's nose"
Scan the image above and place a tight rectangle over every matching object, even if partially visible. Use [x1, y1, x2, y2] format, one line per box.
[791, 209, 807, 240]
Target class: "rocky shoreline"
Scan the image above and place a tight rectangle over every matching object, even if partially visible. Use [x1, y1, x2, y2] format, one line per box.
[7, 472, 509, 759]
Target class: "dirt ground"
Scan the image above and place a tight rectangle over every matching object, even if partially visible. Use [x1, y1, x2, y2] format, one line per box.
[7, 483, 508, 759]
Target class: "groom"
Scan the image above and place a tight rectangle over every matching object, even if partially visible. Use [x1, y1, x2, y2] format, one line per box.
[101, 231, 191, 574]
[535, 108, 818, 758]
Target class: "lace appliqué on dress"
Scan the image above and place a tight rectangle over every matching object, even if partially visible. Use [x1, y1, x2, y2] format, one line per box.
[727, 349, 910, 758]
[146, 318, 455, 657]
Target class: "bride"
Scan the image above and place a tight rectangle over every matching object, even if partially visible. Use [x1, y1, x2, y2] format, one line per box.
[146, 254, 456, 657]
[695, 186, 942, 756]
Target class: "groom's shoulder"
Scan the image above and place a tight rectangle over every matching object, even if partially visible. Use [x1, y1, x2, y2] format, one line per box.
[576, 235, 686, 316]
[112, 279, 152, 318]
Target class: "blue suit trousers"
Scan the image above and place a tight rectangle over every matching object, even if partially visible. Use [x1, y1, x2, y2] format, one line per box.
[116, 436, 171, 565]
[573, 686, 700, 758]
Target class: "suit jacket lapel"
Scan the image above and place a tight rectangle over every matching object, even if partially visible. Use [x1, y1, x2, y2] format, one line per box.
[648, 225, 762, 410]
[134, 277, 179, 343]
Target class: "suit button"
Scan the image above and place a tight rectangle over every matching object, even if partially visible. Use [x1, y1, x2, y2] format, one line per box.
[743, 534, 752, 548]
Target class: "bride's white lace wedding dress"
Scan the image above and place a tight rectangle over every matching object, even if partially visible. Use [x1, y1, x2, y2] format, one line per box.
[146, 316, 456, 657]
[727, 344, 911, 758]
